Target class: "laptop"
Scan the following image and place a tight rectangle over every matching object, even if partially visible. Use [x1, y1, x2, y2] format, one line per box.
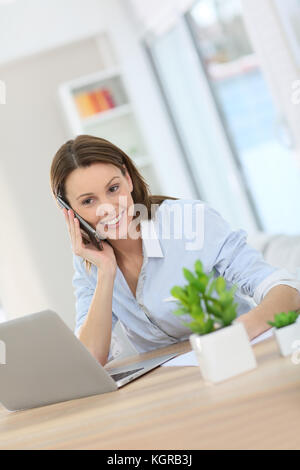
[0, 310, 177, 411]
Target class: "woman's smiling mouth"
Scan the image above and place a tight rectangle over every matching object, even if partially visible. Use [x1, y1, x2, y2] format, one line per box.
[100, 209, 126, 227]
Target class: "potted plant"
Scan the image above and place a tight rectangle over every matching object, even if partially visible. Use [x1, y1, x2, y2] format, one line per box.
[170, 260, 257, 384]
[268, 311, 300, 357]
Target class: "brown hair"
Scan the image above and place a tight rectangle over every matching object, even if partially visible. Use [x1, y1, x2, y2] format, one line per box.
[50, 135, 178, 272]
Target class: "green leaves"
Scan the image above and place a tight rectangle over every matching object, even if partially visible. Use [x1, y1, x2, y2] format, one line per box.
[215, 277, 226, 295]
[170, 259, 238, 336]
[183, 267, 207, 294]
[268, 311, 299, 329]
[170, 286, 189, 307]
[182, 317, 215, 336]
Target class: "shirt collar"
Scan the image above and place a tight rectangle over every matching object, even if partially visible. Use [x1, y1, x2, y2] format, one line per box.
[140, 217, 164, 258]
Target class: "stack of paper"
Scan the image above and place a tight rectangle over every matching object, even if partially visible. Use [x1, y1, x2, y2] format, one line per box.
[162, 328, 274, 367]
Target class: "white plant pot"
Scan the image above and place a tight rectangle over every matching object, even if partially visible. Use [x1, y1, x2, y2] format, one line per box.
[274, 321, 300, 357]
[189, 322, 257, 384]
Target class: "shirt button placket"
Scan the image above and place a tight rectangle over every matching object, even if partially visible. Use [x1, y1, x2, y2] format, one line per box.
[136, 239, 147, 306]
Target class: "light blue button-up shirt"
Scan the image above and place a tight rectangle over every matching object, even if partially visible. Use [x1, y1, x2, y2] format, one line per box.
[72, 198, 300, 359]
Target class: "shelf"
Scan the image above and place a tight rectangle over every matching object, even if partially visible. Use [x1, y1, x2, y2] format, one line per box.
[61, 67, 122, 91]
[81, 104, 132, 127]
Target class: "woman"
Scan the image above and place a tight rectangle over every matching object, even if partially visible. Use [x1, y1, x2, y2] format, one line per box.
[50, 135, 300, 366]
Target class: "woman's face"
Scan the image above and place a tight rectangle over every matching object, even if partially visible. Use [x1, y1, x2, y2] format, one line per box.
[64, 162, 135, 240]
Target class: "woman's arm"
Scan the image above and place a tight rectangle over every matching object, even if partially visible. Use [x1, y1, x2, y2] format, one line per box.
[78, 270, 116, 366]
[236, 285, 300, 340]
[64, 208, 118, 366]
[200, 202, 300, 338]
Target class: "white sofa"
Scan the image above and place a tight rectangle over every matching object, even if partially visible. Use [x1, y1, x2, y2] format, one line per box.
[248, 232, 300, 278]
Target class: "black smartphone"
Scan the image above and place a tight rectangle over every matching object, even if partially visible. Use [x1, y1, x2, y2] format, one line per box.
[57, 195, 104, 251]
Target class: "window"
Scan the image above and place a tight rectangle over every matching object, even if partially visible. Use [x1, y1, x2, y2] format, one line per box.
[146, 0, 300, 234]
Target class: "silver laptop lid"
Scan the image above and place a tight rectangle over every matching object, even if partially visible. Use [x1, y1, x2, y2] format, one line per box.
[0, 310, 117, 411]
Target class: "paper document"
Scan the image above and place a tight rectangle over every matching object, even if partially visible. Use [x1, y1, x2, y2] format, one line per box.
[162, 328, 274, 367]
[251, 328, 274, 345]
[161, 350, 198, 367]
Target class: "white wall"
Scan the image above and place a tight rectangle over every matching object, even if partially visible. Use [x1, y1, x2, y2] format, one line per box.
[0, 170, 49, 319]
[0, 0, 109, 66]
[0, 36, 107, 326]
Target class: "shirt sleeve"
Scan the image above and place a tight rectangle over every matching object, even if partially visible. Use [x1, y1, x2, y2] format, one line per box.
[252, 268, 300, 304]
[203, 203, 300, 303]
[72, 254, 118, 361]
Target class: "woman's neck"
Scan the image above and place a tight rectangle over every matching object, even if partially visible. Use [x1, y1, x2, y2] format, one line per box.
[108, 226, 143, 265]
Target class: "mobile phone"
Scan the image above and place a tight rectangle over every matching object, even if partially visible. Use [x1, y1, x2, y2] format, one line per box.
[57, 195, 104, 251]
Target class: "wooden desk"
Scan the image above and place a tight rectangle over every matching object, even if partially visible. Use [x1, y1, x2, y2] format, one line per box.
[0, 337, 300, 450]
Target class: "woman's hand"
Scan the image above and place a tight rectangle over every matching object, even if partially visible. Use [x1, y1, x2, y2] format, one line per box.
[236, 285, 300, 341]
[63, 208, 117, 277]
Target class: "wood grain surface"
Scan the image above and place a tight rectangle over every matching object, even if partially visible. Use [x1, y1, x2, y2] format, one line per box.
[0, 338, 299, 450]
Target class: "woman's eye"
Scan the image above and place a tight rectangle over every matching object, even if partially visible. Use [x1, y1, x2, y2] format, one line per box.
[109, 185, 119, 193]
[82, 198, 93, 206]
[81, 185, 119, 205]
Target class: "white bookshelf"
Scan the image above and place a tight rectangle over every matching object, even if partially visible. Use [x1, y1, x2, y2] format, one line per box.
[82, 103, 132, 127]
[58, 66, 161, 193]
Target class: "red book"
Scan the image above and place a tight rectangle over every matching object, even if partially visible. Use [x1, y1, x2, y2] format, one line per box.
[95, 90, 110, 111]
[102, 88, 116, 108]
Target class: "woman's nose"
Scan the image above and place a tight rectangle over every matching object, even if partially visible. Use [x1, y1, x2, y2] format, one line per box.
[95, 202, 117, 221]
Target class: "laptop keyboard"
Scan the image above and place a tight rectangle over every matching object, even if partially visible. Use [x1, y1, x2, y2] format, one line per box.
[110, 367, 144, 382]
